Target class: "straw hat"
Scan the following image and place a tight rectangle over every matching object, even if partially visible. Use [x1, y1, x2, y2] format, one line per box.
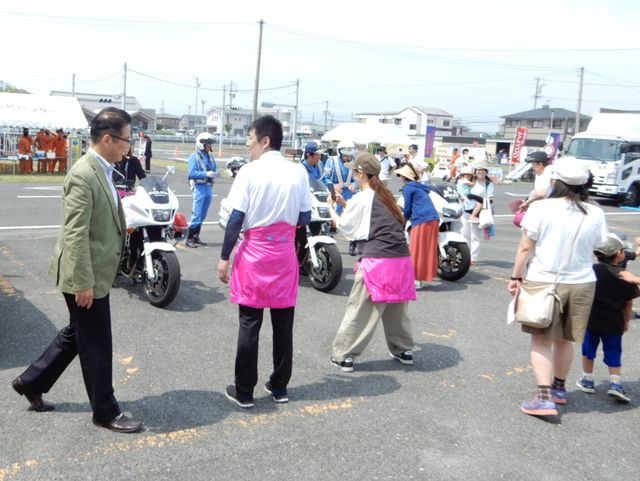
[394, 163, 420, 181]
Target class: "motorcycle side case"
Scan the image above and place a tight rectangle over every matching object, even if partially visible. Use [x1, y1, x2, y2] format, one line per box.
[142, 241, 177, 256]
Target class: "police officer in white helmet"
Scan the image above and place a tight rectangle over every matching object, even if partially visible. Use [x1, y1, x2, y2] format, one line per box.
[186, 132, 217, 248]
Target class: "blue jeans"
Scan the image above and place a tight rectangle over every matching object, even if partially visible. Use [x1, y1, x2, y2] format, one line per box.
[189, 184, 213, 228]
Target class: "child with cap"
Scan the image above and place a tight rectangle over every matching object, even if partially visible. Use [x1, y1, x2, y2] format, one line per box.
[577, 234, 640, 402]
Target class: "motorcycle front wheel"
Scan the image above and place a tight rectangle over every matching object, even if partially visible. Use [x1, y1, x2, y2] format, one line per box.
[309, 243, 343, 292]
[437, 242, 471, 281]
[143, 251, 181, 307]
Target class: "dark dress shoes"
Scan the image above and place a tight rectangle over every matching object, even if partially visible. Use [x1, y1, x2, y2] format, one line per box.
[11, 377, 55, 412]
[93, 413, 143, 433]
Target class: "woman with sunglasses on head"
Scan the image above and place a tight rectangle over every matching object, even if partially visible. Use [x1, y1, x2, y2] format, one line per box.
[327, 154, 416, 373]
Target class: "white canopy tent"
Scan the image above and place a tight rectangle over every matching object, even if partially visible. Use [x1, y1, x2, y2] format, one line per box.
[321, 122, 412, 146]
[0, 92, 87, 130]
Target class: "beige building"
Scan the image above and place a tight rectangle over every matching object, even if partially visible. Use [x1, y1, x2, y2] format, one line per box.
[501, 105, 591, 142]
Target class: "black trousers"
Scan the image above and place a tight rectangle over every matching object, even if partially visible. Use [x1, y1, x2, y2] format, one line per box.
[19, 293, 120, 423]
[145, 155, 151, 171]
[235, 305, 295, 398]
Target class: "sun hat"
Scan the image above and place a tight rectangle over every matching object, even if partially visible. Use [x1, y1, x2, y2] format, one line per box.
[394, 164, 420, 181]
[550, 157, 590, 186]
[594, 233, 633, 257]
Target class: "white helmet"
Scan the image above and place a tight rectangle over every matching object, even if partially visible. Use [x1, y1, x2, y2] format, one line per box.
[196, 132, 215, 151]
[337, 140, 355, 158]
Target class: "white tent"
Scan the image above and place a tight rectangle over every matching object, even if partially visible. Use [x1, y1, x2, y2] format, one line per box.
[322, 122, 412, 146]
[0, 92, 88, 130]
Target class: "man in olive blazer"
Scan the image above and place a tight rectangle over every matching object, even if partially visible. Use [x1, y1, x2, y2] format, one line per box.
[12, 107, 143, 433]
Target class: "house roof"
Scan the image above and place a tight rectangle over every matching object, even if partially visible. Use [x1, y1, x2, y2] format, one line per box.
[502, 106, 591, 121]
[355, 111, 401, 116]
[412, 106, 453, 117]
[206, 106, 253, 116]
[156, 113, 180, 120]
[50, 90, 148, 115]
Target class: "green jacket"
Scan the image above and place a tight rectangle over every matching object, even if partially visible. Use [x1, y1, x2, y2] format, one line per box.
[49, 150, 126, 298]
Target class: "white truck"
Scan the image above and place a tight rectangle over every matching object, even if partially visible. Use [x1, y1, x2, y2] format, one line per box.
[564, 113, 640, 205]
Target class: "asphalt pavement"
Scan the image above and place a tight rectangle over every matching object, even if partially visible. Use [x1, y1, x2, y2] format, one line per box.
[1, 168, 640, 481]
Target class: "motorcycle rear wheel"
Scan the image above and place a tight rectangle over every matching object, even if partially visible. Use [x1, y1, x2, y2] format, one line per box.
[437, 242, 471, 281]
[143, 251, 181, 307]
[309, 244, 343, 292]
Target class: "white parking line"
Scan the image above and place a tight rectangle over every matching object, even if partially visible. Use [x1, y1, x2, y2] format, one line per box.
[18, 195, 61, 199]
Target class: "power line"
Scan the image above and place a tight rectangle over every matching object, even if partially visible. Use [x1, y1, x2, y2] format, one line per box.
[127, 68, 296, 93]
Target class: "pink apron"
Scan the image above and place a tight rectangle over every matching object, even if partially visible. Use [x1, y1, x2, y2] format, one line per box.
[358, 257, 417, 303]
[230, 222, 299, 309]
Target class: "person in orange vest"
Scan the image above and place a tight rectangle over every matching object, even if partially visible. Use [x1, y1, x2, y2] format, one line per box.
[53, 129, 68, 173]
[18, 128, 34, 173]
[35, 129, 55, 173]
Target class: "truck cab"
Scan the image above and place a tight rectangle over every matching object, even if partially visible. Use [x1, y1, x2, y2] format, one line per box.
[563, 113, 640, 206]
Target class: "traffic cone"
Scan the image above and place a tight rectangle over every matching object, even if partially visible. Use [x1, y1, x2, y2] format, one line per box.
[174, 146, 179, 157]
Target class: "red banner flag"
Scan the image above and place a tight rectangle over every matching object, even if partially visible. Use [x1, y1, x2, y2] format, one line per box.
[511, 127, 528, 164]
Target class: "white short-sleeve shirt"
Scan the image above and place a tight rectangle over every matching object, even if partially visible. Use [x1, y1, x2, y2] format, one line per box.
[337, 189, 374, 241]
[226, 150, 313, 230]
[521, 198, 608, 284]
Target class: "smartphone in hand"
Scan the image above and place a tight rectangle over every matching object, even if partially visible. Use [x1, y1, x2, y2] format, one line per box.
[327, 184, 337, 201]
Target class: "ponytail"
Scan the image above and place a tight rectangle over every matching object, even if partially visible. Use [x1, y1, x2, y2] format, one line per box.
[367, 175, 405, 224]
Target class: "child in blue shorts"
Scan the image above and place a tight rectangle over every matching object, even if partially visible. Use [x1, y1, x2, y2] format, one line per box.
[577, 234, 639, 402]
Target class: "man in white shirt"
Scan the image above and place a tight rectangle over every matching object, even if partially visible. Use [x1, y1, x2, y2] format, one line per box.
[376, 146, 392, 185]
[520, 151, 552, 211]
[408, 143, 430, 181]
[217, 115, 313, 408]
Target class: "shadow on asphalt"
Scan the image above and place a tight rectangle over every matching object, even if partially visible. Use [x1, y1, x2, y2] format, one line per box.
[474, 259, 514, 270]
[113, 277, 226, 312]
[355, 342, 461, 373]
[562, 381, 639, 415]
[292, 373, 401, 402]
[0, 278, 59, 370]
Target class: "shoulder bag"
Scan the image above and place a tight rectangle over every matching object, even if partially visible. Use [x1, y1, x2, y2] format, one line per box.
[515, 216, 585, 329]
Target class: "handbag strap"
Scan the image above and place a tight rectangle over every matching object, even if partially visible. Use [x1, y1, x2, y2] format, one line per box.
[552, 214, 586, 286]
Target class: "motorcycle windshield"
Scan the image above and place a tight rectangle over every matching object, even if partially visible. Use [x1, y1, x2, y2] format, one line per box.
[140, 176, 170, 204]
[309, 176, 329, 202]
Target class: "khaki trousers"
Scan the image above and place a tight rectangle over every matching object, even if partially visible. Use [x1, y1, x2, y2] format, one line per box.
[332, 269, 414, 361]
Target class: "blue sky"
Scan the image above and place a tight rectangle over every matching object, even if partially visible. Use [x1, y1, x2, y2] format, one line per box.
[1, 0, 638, 132]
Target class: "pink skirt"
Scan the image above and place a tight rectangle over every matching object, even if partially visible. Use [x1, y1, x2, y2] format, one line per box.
[230, 222, 298, 308]
[358, 257, 416, 303]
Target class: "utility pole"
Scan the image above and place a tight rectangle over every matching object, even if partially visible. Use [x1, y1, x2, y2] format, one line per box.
[252, 19, 264, 122]
[533, 77, 543, 109]
[292, 79, 300, 148]
[71, 74, 76, 97]
[201, 100, 207, 132]
[575, 66, 585, 135]
[161, 100, 164, 114]
[229, 81, 234, 109]
[219, 85, 226, 156]
[122, 62, 127, 110]
[194, 76, 200, 130]
[324, 100, 329, 133]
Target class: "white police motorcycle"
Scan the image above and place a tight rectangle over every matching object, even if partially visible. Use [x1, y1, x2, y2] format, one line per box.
[115, 166, 181, 307]
[398, 180, 471, 281]
[217, 175, 343, 293]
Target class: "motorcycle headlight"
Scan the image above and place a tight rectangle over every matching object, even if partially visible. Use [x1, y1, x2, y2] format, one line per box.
[317, 207, 330, 219]
[151, 209, 172, 222]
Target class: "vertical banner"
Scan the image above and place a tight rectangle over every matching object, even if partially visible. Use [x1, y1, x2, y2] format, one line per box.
[68, 135, 82, 169]
[544, 132, 562, 161]
[424, 125, 436, 165]
[511, 127, 528, 164]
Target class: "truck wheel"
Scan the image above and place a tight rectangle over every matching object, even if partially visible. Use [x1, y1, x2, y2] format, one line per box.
[624, 184, 640, 207]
